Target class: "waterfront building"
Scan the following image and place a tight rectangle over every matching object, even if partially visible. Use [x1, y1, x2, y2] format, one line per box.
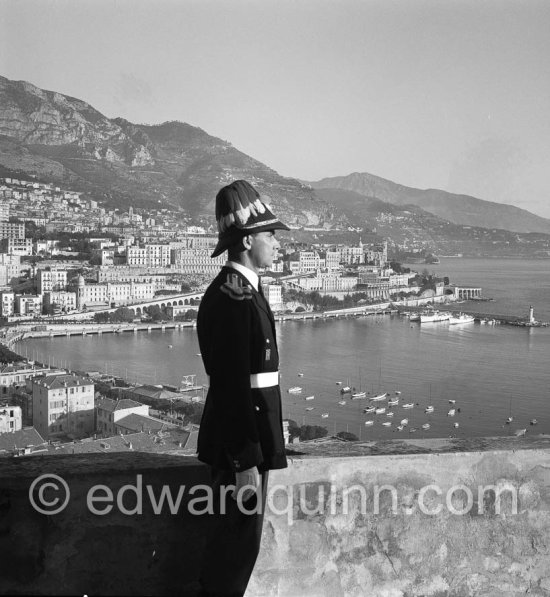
[31, 373, 95, 440]
[43, 291, 77, 313]
[16, 294, 42, 316]
[0, 404, 22, 433]
[0, 201, 8, 221]
[262, 283, 283, 311]
[71, 276, 156, 309]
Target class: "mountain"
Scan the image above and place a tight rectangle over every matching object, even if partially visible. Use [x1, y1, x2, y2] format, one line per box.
[310, 172, 550, 234]
[0, 75, 338, 227]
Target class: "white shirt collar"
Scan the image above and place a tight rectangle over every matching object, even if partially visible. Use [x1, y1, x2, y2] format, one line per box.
[226, 260, 259, 291]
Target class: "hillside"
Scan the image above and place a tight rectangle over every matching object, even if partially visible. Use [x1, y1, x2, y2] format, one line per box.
[311, 172, 550, 234]
[0, 75, 338, 227]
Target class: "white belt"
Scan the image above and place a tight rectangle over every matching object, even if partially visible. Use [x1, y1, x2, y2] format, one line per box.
[206, 371, 279, 389]
[250, 371, 279, 388]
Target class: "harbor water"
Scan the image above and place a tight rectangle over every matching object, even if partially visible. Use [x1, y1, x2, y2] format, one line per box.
[19, 258, 550, 440]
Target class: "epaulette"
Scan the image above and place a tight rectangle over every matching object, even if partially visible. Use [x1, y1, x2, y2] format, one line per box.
[220, 273, 253, 301]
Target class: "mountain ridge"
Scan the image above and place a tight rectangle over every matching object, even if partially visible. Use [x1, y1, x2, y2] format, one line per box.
[310, 172, 550, 234]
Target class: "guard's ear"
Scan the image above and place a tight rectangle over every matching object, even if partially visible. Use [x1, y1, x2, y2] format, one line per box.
[242, 235, 253, 250]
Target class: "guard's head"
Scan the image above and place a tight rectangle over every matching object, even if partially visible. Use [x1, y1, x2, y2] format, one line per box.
[211, 180, 289, 258]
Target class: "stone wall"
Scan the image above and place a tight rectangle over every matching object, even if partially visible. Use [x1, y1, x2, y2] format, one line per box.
[1, 438, 550, 596]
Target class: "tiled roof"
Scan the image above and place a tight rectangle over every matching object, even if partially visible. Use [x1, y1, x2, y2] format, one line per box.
[33, 374, 93, 389]
[0, 427, 46, 452]
[96, 398, 145, 412]
[115, 413, 176, 434]
[44, 428, 192, 455]
[125, 385, 184, 401]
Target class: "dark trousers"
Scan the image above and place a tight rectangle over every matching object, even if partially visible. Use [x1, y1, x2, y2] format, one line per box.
[200, 468, 269, 597]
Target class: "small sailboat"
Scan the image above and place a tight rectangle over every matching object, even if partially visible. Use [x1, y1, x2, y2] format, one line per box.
[351, 391, 367, 399]
[321, 413, 329, 418]
[402, 403, 414, 409]
[375, 407, 386, 414]
[341, 386, 351, 394]
[514, 428, 527, 437]
[425, 406, 434, 413]
[335, 381, 342, 385]
[370, 393, 387, 402]
[449, 399, 456, 404]
[505, 417, 513, 424]
[422, 423, 431, 430]
[395, 391, 401, 395]
[288, 386, 302, 394]
[338, 400, 347, 406]
[386, 412, 394, 417]
[400, 419, 409, 426]
[397, 425, 404, 431]
[453, 422, 460, 428]
[298, 373, 304, 377]
[363, 406, 375, 414]
[447, 409, 456, 416]
[364, 420, 374, 426]
[382, 421, 392, 427]
[305, 395, 315, 401]
[530, 419, 538, 425]
[388, 398, 399, 406]
[305, 407, 315, 411]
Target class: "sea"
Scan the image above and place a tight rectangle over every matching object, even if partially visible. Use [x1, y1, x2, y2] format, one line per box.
[18, 258, 550, 441]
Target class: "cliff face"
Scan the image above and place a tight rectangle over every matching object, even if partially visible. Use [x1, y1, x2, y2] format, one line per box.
[0, 76, 336, 224]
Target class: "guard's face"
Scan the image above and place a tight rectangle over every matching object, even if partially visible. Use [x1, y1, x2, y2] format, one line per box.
[248, 231, 280, 270]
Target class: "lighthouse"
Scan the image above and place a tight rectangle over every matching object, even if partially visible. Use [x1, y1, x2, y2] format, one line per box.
[528, 305, 535, 324]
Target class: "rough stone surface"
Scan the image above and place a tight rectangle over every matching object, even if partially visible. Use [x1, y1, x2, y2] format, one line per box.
[1, 439, 550, 595]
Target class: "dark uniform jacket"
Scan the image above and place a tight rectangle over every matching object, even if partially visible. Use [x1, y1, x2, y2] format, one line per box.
[196, 265, 288, 473]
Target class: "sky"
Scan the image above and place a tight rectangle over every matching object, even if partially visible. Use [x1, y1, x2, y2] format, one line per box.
[1, 0, 550, 217]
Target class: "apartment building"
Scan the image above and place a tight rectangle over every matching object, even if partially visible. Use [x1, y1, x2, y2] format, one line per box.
[37, 268, 68, 293]
[32, 373, 95, 439]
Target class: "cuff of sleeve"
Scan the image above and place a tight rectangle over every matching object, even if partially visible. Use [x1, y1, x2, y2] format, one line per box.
[228, 441, 263, 472]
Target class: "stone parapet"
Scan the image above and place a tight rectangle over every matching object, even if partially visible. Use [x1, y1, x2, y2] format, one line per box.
[1, 436, 550, 596]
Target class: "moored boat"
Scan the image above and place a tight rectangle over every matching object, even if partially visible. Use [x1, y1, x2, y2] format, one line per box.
[338, 400, 346, 405]
[448, 313, 475, 325]
[402, 403, 414, 409]
[370, 392, 387, 402]
[306, 407, 314, 411]
[425, 406, 434, 413]
[375, 407, 386, 414]
[363, 406, 376, 413]
[305, 395, 315, 400]
[388, 398, 399, 406]
[351, 391, 367, 399]
[420, 311, 451, 323]
[530, 419, 538, 425]
[382, 421, 392, 427]
[321, 413, 329, 418]
[422, 423, 430, 430]
[447, 409, 455, 416]
[288, 386, 302, 394]
[364, 420, 374, 426]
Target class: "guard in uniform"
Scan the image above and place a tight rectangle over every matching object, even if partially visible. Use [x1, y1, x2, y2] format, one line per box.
[197, 180, 289, 597]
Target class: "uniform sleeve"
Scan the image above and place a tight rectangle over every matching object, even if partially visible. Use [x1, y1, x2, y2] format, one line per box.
[208, 295, 263, 471]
